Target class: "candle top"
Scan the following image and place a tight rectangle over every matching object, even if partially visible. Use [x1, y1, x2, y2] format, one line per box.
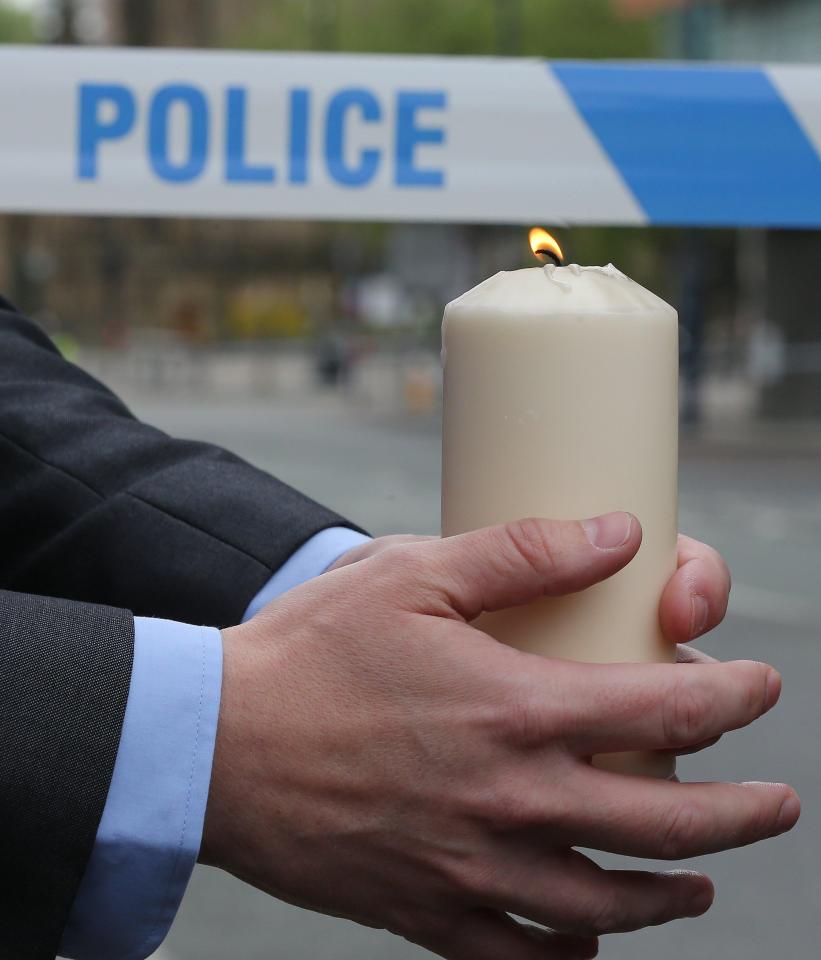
[445, 263, 677, 320]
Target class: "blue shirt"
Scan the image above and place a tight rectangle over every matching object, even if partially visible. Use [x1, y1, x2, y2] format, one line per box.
[59, 527, 371, 960]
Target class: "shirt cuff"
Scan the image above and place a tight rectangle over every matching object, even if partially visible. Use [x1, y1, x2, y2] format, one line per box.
[60, 619, 222, 960]
[242, 526, 372, 621]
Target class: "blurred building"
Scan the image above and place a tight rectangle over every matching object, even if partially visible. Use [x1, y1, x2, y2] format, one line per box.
[678, 0, 821, 418]
[616, 0, 820, 61]
[615, 0, 821, 419]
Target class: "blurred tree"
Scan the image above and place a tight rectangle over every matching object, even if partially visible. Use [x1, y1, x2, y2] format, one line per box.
[0, 2, 35, 42]
[308, 0, 338, 51]
[228, 0, 658, 59]
[494, 0, 524, 55]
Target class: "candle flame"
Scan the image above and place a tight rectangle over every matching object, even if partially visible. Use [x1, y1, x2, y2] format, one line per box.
[529, 228, 564, 265]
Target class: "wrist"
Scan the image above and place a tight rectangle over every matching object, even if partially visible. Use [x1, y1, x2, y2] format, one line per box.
[200, 626, 244, 870]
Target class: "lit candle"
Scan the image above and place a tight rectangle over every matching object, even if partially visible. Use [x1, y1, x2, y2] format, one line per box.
[441, 232, 679, 778]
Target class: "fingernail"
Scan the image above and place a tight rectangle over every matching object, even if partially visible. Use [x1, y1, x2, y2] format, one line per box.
[689, 595, 709, 638]
[775, 792, 801, 834]
[582, 512, 633, 550]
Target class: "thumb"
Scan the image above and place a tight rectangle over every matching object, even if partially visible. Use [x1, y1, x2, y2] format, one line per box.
[414, 513, 641, 621]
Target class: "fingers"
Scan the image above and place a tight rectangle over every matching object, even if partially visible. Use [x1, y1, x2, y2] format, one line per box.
[491, 850, 713, 937]
[419, 909, 598, 960]
[673, 643, 720, 753]
[551, 658, 779, 754]
[559, 772, 800, 859]
[660, 535, 731, 644]
[397, 513, 642, 621]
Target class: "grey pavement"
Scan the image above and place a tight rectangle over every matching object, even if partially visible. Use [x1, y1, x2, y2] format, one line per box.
[124, 392, 821, 960]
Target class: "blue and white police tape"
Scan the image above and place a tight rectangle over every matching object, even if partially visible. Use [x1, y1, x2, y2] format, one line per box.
[0, 46, 818, 227]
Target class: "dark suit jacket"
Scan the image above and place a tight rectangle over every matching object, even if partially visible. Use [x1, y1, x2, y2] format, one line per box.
[0, 297, 361, 959]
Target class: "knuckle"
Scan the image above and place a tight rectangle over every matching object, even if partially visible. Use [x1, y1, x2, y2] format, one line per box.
[716, 551, 732, 591]
[381, 543, 428, 579]
[469, 777, 543, 831]
[498, 685, 556, 749]
[575, 891, 622, 936]
[503, 517, 559, 580]
[702, 546, 731, 605]
[494, 789, 543, 830]
[706, 543, 729, 578]
[659, 801, 706, 859]
[664, 675, 710, 746]
[445, 854, 500, 901]
[379, 546, 449, 609]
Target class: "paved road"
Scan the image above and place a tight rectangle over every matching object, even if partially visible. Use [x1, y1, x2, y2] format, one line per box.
[127, 393, 821, 960]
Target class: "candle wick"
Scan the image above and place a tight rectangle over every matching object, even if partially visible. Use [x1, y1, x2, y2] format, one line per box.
[534, 249, 563, 267]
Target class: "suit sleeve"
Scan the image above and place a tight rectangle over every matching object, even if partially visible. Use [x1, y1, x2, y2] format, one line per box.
[0, 589, 133, 960]
[0, 298, 365, 627]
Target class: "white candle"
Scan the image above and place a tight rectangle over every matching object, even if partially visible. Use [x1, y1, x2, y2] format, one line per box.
[441, 259, 679, 778]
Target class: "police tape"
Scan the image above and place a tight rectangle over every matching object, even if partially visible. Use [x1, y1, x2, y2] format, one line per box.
[0, 45, 818, 227]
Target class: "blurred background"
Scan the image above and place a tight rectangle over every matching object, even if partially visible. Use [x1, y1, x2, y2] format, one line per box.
[3, 1, 818, 958]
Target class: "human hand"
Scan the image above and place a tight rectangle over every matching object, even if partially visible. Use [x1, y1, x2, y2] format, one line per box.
[202, 515, 798, 960]
[335, 530, 731, 765]
[332, 530, 730, 665]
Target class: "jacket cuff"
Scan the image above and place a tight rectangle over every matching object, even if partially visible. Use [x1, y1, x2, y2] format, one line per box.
[242, 526, 372, 621]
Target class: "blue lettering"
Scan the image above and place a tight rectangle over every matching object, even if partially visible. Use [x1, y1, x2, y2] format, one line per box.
[149, 84, 209, 183]
[289, 88, 310, 185]
[77, 82, 449, 191]
[77, 83, 136, 180]
[396, 91, 446, 187]
[225, 87, 275, 183]
[325, 88, 381, 187]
